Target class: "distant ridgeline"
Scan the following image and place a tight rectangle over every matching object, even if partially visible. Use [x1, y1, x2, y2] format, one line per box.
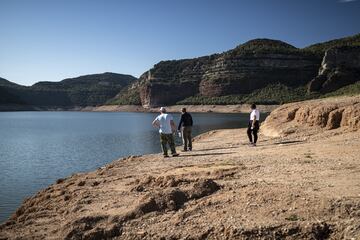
[1, 34, 360, 110]
[0, 73, 137, 109]
[109, 33, 360, 107]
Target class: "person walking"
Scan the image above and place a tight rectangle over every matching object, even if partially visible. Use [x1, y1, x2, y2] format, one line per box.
[178, 107, 193, 151]
[152, 107, 179, 157]
[247, 103, 260, 146]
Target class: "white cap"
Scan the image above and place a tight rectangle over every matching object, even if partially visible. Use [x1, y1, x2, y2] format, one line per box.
[160, 107, 166, 112]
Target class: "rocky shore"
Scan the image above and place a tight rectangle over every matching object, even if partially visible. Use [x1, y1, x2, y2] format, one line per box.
[1, 95, 359, 239]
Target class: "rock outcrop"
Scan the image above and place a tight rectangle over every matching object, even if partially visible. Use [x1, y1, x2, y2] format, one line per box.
[138, 57, 212, 107]
[308, 46, 360, 93]
[261, 95, 360, 137]
[135, 39, 321, 107]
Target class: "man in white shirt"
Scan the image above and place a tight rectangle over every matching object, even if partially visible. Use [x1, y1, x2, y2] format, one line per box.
[247, 103, 260, 146]
[152, 107, 179, 157]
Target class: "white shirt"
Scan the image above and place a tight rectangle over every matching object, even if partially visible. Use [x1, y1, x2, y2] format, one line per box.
[154, 113, 173, 134]
[250, 109, 260, 121]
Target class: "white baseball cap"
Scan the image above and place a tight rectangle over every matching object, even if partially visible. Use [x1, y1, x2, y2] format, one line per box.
[159, 107, 166, 112]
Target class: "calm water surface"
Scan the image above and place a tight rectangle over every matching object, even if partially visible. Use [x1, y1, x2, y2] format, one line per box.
[0, 111, 266, 223]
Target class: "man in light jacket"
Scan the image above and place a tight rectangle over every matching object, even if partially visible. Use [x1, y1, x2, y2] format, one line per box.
[152, 107, 179, 157]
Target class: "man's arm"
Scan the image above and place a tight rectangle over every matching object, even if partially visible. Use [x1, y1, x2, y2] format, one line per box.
[251, 114, 256, 129]
[152, 119, 160, 128]
[178, 115, 183, 130]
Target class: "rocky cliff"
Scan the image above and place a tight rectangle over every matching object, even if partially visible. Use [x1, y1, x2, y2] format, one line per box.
[110, 34, 360, 107]
[138, 57, 212, 107]
[134, 39, 321, 107]
[308, 46, 360, 93]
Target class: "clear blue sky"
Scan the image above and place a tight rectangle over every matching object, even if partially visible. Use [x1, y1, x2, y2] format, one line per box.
[0, 0, 359, 86]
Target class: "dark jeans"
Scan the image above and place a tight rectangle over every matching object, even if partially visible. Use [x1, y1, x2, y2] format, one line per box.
[181, 126, 192, 150]
[160, 133, 176, 156]
[247, 120, 259, 143]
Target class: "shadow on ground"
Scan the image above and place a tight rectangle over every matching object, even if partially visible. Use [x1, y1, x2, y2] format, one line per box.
[179, 152, 236, 157]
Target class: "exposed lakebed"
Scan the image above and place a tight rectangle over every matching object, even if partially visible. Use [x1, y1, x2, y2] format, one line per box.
[0, 111, 266, 222]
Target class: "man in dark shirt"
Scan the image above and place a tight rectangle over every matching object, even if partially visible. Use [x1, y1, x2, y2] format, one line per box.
[178, 108, 193, 151]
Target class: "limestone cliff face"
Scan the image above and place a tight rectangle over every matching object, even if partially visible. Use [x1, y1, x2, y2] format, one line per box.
[308, 46, 360, 93]
[135, 39, 321, 107]
[199, 52, 319, 97]
[138, 57, 213, 107]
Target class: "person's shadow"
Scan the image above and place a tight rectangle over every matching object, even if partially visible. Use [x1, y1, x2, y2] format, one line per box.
[193, 146, 239, 152]
[273, 140, 305, 145]
[179, 152, 236, 157]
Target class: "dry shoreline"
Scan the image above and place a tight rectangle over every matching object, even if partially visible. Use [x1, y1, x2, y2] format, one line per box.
[1, 95, 359, 239]
[82, 104, 279, 113]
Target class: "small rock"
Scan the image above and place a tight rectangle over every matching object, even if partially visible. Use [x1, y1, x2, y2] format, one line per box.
[133, 185, 145, 192]
[92, 181, 100, 187]
[64, 195, 70, 201]
[56, 178, 65, 184]
[77, 181, 86, 186]
[137, 231, 147, 236]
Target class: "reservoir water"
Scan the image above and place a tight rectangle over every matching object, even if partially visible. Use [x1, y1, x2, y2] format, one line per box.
[0, 111, 265, 223]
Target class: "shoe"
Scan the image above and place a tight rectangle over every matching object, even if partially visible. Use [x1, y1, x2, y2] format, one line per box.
[163, 155, 169, 158]
[189, 148, 192, 151]
[172, 153, 179, 157]
[181, 149, 187, 152]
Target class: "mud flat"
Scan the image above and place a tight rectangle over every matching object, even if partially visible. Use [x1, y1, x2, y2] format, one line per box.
[1, 95, 359, 239]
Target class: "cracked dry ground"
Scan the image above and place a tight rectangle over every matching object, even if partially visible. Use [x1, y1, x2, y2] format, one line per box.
[1, 127, 360, 239]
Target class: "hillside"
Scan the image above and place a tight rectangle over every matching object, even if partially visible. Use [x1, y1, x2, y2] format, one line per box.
[111, 33, 360, 107]
[0, 87, 25, 105]
[1, 95, 359, 239]
[0, 78, 27, 106]
[0, 77, 23, 88]
[0, 73, 137, 108]
[304, 33, 360, 55]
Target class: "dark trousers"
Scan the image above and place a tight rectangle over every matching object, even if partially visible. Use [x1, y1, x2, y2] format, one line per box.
[181, 126, 192, 150]
[247, 120, 259, 143]
[160, 133, 176, 156]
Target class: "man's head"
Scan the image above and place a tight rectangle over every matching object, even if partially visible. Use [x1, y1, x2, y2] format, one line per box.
[181, 107, 186, 113]
[160, 107, 166, 113]
[251, 103, 256, 110]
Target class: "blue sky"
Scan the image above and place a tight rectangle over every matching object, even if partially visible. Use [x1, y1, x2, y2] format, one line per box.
[0, 0, 359, 86]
